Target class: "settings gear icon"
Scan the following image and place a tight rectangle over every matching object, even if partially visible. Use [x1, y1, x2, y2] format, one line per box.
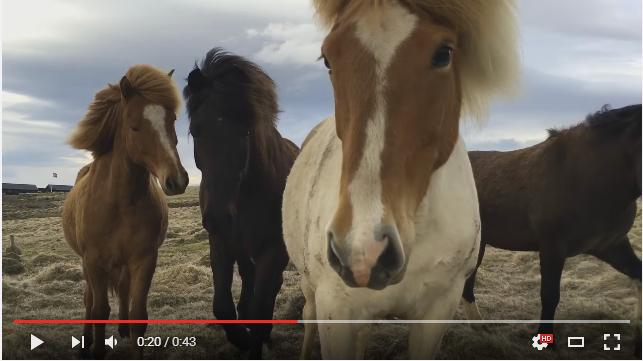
[532, 335, 548, 350]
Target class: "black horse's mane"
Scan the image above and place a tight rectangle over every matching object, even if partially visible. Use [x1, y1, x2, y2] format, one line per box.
[183, 47, 296, 181]
[547, 104, 641, 139]
[183, 48, 278, 123]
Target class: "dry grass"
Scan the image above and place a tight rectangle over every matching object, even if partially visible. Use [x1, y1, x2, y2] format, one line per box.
[2, 188, 640, 359]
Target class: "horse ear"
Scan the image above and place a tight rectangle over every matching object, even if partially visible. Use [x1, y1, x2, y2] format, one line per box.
[120, 76, 134, 100]
[187, 68, 208, 91]
[168, 69, 175, 77]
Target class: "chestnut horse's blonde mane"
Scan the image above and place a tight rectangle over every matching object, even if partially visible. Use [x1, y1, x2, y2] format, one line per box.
[312, 0, 520, 120]
[68, 64, 181, 156]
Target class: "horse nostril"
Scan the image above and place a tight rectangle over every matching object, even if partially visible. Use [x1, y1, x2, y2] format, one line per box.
[376, 232, 403, 271]
[327, 230, 335, 245]
[165, 178, 176, 193]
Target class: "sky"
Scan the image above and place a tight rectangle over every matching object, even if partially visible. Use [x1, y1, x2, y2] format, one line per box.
[2, 0, 641, 187]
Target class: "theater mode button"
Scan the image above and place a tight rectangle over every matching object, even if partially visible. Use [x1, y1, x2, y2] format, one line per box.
[30, 334, 44, 350]
[567, 336, 584, 348]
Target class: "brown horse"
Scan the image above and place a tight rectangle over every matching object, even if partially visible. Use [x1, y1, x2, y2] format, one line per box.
[62, 65, 188, 358]
[462, 104, 642, 346]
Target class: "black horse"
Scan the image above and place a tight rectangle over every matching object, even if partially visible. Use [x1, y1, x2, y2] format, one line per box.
[462, 104, 642, 348]
[184, 48, 299, 358]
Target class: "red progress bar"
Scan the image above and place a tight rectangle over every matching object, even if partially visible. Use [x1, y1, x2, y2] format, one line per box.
[13, 319, 298, 324]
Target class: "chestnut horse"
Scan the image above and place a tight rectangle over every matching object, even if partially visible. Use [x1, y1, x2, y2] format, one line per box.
[63, 65, 188, 358]
[184, 48, 299, 358]
[283, 0, 519, 358]
[462, 104, 642, 347]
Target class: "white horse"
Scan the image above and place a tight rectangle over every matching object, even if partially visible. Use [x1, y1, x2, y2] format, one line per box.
[283, 0, 519, 358]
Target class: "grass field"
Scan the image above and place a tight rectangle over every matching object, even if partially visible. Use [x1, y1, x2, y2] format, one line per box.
[2, 187, 641, 359]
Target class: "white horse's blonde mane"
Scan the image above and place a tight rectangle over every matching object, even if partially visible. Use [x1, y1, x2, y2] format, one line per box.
[312, 0, 520, 120]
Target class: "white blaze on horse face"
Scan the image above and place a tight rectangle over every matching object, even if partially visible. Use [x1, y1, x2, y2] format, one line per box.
[344, 3, 417, 285]
[144, 104, 178, 165]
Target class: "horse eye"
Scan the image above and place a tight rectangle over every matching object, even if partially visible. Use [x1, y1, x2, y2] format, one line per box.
[323, 56, 331, 70]
[431, 45, 453, 68]
[130, 126, 140, 132]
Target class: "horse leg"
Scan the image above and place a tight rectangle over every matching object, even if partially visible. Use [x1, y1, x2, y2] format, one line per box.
[537, 247, 566, 342]
[409, 283, 462, 358]
[590, 236, 641, 279]
[315, 286, 367, 359]
[409, 324, 450, 359]
[86, 262, 110, 359]
[631, 278, 642, 358]
[300, 280, 318, 359]
[128, 255, 157, 359]
[590, 238, 641, 356]
[80, 268, 94, 359]
[462, 241, 486, 320]
[247, 246, 288, 359]
[237, 258, 256, 321]
[117, 267, 131, 338]
[209, 236, 249, 350]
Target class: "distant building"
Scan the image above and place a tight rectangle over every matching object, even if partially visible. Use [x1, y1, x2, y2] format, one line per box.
[44, 184, 73, 193]
[2, 183, 39, 195]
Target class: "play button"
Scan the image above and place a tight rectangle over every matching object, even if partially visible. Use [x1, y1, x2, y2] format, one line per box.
[30, 334, 44, 350]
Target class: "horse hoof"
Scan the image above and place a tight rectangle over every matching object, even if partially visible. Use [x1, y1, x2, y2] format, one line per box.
[249, 346, 263, 359]
[78, 347, 92, 359]
[264, 336, 273, 347]
[92, 349, 106, 359]
[118, 325, 129, 338]
[118, 325, 130, 338]
[226, 327, 251, 351]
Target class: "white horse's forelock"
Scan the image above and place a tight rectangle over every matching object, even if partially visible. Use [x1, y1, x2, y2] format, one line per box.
[312, 0, 520, 122]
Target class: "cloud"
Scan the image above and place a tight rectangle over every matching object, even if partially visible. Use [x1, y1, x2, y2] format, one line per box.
[183, 0, 312, 22]
[2, 91, 67, 158]
[59, 153, 94, 167]
[460, 63, 641, 153]
[3, 91, 54, 108]
[2, 1, 96, 48]
[2, 0, 641, 187]
[247, 23, 324, 66]
[519, 0, 641, 42]
[3, 113, 62, 136]
[466, 138, 542, 152]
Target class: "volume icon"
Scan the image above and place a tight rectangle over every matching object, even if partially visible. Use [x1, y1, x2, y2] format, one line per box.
[71, 336, 85, 349]
[105, 335, 118, 349]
